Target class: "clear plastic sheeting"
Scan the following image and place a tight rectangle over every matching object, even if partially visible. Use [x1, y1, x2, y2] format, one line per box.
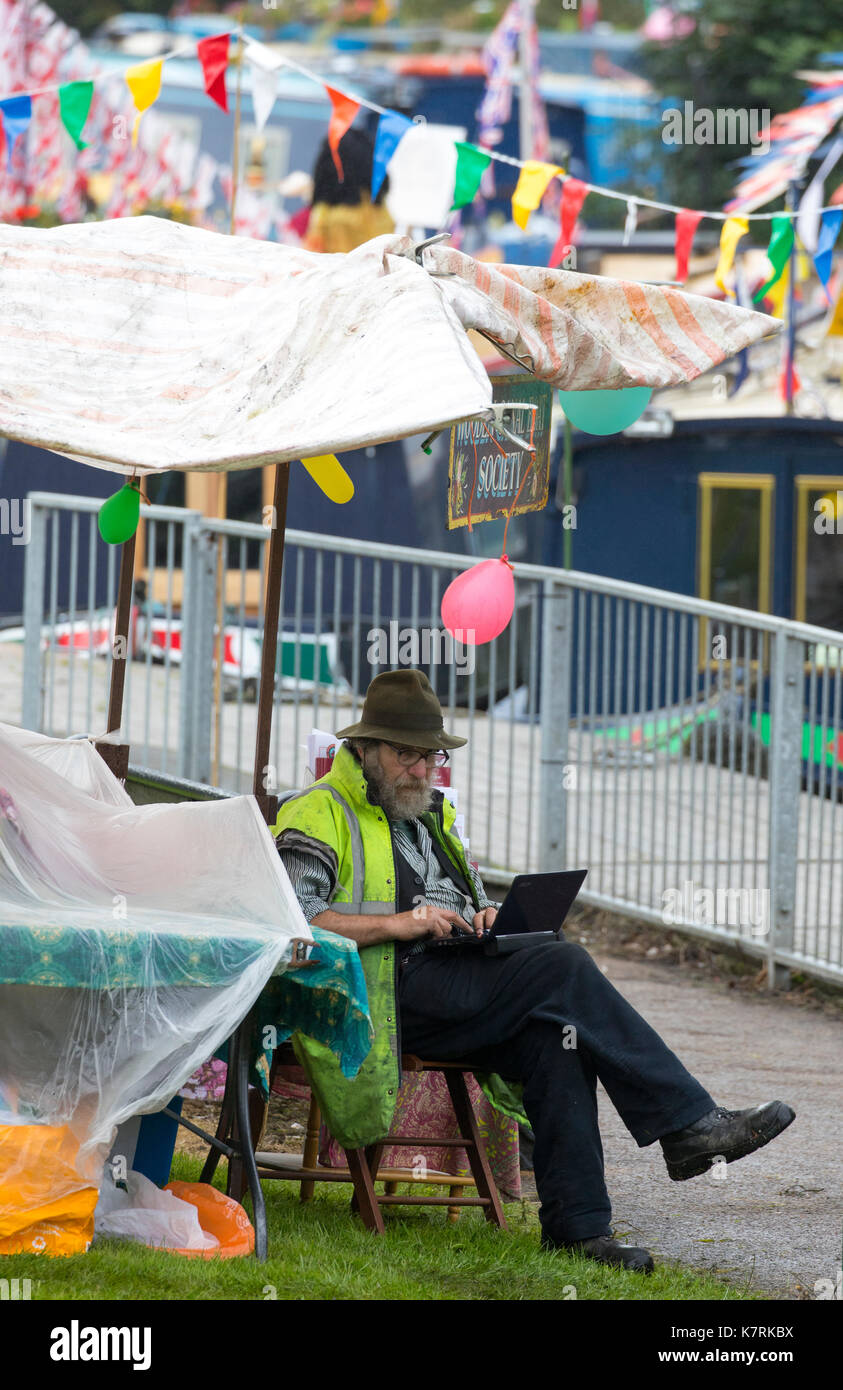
[0, 725, 309, 1254]
[0, 723, 133, 808]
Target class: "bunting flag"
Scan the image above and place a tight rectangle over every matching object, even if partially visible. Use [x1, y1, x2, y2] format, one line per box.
[815, 208, 843, 302]
[371, 110, 413, 200]
[197, 33, 229, 113]
[674, 208, 703, 283]
[476, 1, 520, 150]
[58, 80, 93, 150]
[511, 160, 563, 230]
[326, 86, 360, 182]
[764, 261, 790, 319]
[753, 215, 794, 303]
[623, 198, 638, 246]
[125, 59, 162, 147]
[714, 217, 749, 295]
[451, 141, 491, 210]
[796, 135, 843, 254]
[549, 177, 588, 268]
[245, 39, 281, 132]
[0, 93, 31, 171]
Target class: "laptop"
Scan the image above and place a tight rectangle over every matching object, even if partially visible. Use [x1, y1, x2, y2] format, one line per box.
[425, 870, 588, 956]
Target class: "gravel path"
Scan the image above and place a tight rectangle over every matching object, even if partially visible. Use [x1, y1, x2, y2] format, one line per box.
[583, 945, 840, 1299]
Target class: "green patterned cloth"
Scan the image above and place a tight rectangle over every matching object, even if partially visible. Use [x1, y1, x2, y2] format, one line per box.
[251, 924, 373, 1090]
[0, 918, 372, 1085]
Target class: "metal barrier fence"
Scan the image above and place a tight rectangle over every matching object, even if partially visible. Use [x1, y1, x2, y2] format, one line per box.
[16, 490, 843, 988]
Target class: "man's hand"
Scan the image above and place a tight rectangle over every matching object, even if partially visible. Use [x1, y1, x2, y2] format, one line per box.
[472, 906, 498, 936]
[388, 905, 471, 941]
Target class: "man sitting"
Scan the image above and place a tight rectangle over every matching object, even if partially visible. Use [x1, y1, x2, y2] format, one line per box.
[274, 669, 795, 1273]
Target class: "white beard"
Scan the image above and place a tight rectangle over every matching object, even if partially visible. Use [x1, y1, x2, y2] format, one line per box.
[362, 752, 435, 820]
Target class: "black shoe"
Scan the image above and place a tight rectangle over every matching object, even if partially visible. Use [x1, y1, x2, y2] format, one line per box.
[661, 1100, 795, 1181]
[543, 1232, 654, 1274]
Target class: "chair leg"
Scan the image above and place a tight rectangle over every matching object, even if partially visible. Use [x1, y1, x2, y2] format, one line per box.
[447, 1186, 464, 1223]
[300, 1095, 321, 1204]
[231, 1019, 268, 1260]
[345, 1147, 385, 1234]
[444, 1071, 508, 1230]
[200, 1062, 235, 1184]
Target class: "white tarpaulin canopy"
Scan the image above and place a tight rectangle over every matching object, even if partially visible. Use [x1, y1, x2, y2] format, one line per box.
[0, 218, 779, 476]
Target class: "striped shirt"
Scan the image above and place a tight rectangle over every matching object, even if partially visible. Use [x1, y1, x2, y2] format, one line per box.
[280, 816, 495, 927]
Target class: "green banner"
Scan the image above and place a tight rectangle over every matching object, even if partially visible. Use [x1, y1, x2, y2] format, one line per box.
[451, 141, 491, 211]
[59, 80, 93, 151]
[753, 214, 794, 302]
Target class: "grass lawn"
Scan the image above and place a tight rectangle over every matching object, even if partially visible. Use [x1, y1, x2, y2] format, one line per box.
[2, 1154, 757, 1302]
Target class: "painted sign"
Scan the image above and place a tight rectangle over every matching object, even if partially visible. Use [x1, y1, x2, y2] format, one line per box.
[447, 376, 552, 529]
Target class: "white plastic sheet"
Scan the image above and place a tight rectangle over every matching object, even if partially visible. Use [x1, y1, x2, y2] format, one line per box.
[0, 218, 779, 475]
[0, 725, 308, 1254]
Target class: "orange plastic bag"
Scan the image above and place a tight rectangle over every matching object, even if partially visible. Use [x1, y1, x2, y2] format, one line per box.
[0, 1125, 99, 1257]
[164, 1182, 254, 1259]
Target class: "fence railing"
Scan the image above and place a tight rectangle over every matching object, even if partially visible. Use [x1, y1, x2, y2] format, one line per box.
[16, 490, 843, 988]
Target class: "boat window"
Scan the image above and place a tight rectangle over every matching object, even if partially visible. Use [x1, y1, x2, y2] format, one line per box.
[794, 476, 843, 631]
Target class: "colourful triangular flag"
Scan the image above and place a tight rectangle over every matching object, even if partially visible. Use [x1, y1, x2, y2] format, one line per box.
[814, 208, 843, 303]
[245, 39, 281, 132]
[674, 209, 704, 283]
[714, 217, 749, 295]
[126, 59, 162, 147]
[549, 176, 588, 268]
[753, 215, 794, 303]
[198, 33, 230, 113]
[372, 110, 413, 200]
[326, 87, 360, 182]
[451, 141, 492, 210]
[0, 94, 31, 171]
[511, 160, 563, 230]
[58, 80, 93, 151]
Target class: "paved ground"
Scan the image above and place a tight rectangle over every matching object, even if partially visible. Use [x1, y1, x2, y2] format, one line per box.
[555, 933, 841, 1300]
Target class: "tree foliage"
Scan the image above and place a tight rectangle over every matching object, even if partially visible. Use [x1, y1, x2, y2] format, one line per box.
[643, 0, 843, 211]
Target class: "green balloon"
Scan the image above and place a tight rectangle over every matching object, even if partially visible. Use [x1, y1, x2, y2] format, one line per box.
[98, 483, 140, 545]
[558, 386, 653, 435]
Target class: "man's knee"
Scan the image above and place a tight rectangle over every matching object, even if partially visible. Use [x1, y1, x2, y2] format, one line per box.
[544, 939, 596, 973]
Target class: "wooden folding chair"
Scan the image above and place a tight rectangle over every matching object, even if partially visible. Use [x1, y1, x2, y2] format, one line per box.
[202, 1044, 508, 1236]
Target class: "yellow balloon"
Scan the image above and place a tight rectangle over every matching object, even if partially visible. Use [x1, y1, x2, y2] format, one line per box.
[300, 455, 354, 504]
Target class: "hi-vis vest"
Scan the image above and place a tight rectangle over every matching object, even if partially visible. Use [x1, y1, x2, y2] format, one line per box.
[272, 744, 483, 1148]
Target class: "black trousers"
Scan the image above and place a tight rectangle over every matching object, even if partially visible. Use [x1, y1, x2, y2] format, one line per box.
[398, 939, 714, 1244]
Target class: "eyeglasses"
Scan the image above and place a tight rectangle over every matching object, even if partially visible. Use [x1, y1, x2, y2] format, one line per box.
[384, 744, 449, 768]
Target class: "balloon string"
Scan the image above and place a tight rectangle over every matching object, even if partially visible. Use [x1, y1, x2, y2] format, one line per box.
[129, 470, 151, 506]
[466, 431, 480, 532]
[500, 413, 536, 559]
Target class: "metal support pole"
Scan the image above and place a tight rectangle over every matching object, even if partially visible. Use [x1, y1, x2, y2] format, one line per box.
[21, 498, 47, 731]
[538, 580, 572, 870]
[518, 0, 534, 163]
[192, 525, 218, 786]
[562, 417, 573, 571]
[767, 630, 803, 989]
[784, 179, 800, 416]
[252, 462, 290, 822]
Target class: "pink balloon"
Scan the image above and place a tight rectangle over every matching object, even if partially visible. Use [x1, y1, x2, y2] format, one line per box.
[441, 557, 515, 646]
